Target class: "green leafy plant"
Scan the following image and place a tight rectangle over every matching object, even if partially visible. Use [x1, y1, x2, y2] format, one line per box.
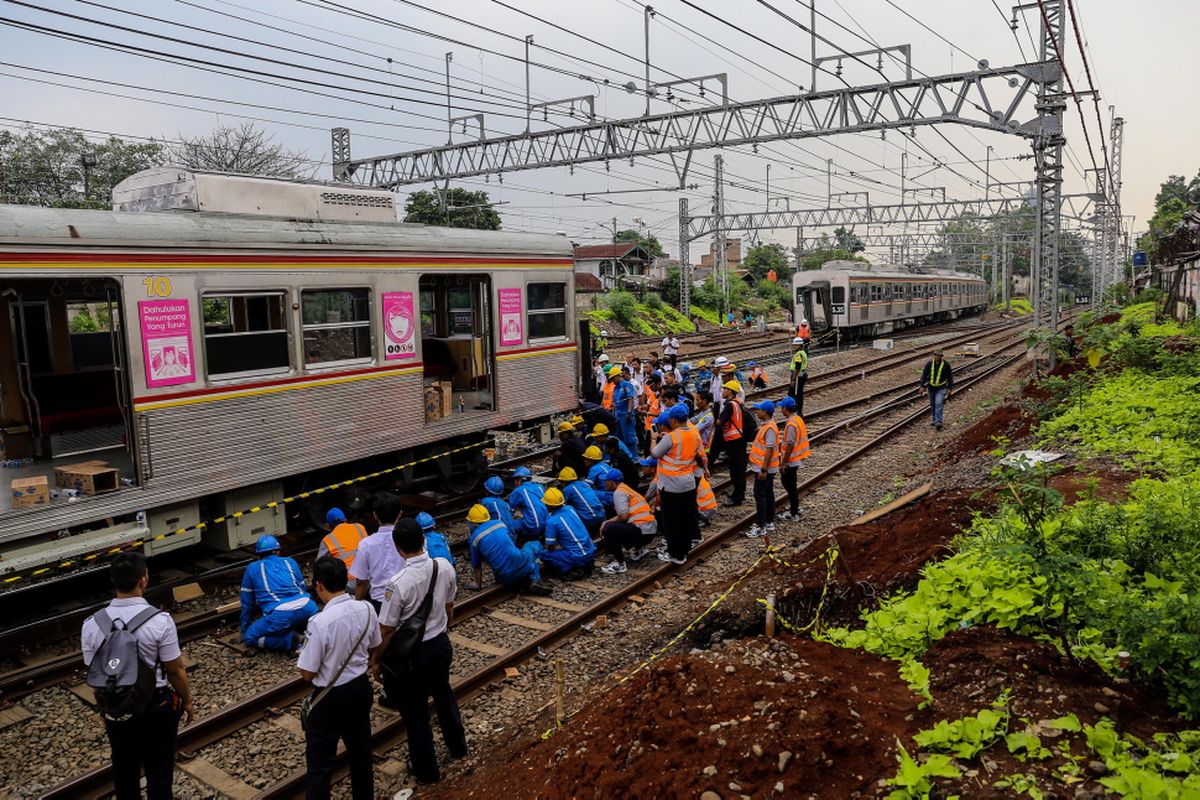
[994, 773, 1045, 799]
[606, 291, 638, 328]
[885, 741, 960, 799]
[913, 693, 1011, 759]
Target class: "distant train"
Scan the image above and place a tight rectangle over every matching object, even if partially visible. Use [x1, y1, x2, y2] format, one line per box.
[794, 261, 988, 338]
[0, 169, 578, 572]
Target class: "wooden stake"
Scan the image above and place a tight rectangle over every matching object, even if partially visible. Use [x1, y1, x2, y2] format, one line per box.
[764, 593, 776, 638]
[555, 658, 565, 726]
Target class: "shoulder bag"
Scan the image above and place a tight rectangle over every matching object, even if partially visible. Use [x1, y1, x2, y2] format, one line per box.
[381, 560, 440, 679]
[300, 606, 373, 731]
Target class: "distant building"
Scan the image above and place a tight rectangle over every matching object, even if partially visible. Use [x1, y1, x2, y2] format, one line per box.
[699, 238, 742, 271]
[573, 243, 653, 289]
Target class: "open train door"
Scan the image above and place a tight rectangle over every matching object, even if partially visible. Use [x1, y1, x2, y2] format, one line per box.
[796, 280, 831, 330]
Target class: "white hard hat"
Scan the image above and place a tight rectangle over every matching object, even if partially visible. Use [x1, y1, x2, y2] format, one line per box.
[600, 330, 609, 337]
[713, 356, 730, 367]
[801, 318, 808, 324]
[597, 354, 610, 362]
[792, 336, 805, 345]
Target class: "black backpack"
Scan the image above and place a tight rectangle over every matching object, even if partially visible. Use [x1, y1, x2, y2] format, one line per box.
[738, 401, 758, 442]
[87, 607, 162, 721]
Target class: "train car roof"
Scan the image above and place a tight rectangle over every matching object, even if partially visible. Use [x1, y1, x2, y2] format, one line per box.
[795, 268, 986, 282]
[0, 203, 575, 258]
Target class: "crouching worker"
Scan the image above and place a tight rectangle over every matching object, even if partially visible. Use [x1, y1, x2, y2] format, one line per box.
[240, 535, 318, 651]
[539, 488, 597, 580]
[598, 470, 658, 574]
[416, 512, 455, 565]
[558, 467, 606, 539]
[465, 505, 551, 596]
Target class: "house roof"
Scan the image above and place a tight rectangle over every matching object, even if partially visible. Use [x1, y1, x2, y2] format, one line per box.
[574, 272, 603, 292]
[573, 242, 644, 260]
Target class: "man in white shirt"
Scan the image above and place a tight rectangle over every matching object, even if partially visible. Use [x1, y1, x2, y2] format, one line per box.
[350, 492, 406, 612]
[661, 334, 681, 368]
[374, 519, 467, 784]
[298, 556, 382, 800]
[81, 553, 193, 800]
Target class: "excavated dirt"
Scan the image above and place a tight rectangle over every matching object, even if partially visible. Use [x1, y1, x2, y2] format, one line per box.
[1047, 461, 1140, 504]
[442, 637, 924, 799]
[775, 488, 996, 629]
[944, 402, 1038, 458]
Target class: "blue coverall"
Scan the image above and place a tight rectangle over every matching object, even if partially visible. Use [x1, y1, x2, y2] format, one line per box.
[469, 520, 544, 587]
[509, 482, 548, 541]
[239, 554, 318, 651]
[587, 462, 615, 509]
[612, 380, 638, 454]
[562, 479, 605, 537]
[539, 506, 597, 575]
[592, 434, 636, 461]
[425, 530, 456, 565]
[481, 495, 517, 533]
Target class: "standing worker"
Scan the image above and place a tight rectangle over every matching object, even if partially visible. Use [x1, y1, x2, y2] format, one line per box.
[350, 493, 406, 613]
[240, 535, 319, 652]
[661, 332, 680, 368]
[746, 400, 781, 539]
[691, 392, 716, 456]
[919, 349, 954, 431]
[718, 380, 749, 507]
[508, 466, 548, 543]
[375, 519, 468, 785]
[318, 508, 367, 575]
[797, 318, 811, 341]
[610, 367, 639, 454]
[651, 403, 707, 565]
[538, 488, 597, 579]
[464, 505, 551, 595]
[297, 556, 381, 800]
[81, 552, 193, 800]
[788, 337, 810, 415]
[776, 396, 811, 522]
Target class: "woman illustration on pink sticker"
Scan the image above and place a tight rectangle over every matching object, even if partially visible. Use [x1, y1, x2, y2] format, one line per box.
[386, 301, 414, 345]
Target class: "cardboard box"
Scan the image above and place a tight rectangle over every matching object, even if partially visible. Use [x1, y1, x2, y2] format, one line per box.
[54, 460, 109, 488]
[0, 426, 32, 460]
[11, 475, 49, 508]
[424, 386, 442, 423]
[434, 380, 454, 417]
[57, 464, 119, 495]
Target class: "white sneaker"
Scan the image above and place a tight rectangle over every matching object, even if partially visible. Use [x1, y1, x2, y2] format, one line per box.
[600, 561, 628, 574]
[657, 551, 686, 565]
[745, 525, 767, 539]
[766, 523, 776, 533]
[627, 546, 652, 563]
[776, 511, 798, 522]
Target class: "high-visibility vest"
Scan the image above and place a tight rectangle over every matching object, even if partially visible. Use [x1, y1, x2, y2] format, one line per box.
[721, 400, 744, 442]
[602, 380, 615, 410]
[322, 523, 367, 568]
[783, 415, 812, 466]
[615, 483, 655, 526]
[750, 366, 768, 383]
[696, 476, 717, 512]
[791, 350, 809, 374]
[798, 323, 810, 339]
[749, 419, 780, 471]
[643, 386, 661, 431]
[657, 425, 701, 478]
[927, 360, 949, 387]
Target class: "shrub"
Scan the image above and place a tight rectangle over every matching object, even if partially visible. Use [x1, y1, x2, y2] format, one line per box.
[606, 291, 638, 328]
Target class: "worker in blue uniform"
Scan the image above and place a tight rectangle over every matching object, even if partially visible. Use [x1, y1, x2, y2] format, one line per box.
[481, 476, 517, 532]
[415, 511, 455, 565]
[582, 445, 614, 509]
[557, 467, 606, 539]
[589, 423, 636, 461]
[538, 488, 597, 580]
[508, 466, 547, 543]
[240, 535, 318, 652]
[610, 367, 639, 454]
[465, 505, 551, 596]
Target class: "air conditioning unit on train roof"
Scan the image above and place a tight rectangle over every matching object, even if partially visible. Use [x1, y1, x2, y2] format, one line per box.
[112, 167, 399, 223]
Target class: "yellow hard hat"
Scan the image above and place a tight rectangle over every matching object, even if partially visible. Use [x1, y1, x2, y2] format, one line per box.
[696, 360, 707, 368]
[722, 379, 743, 393]
[467, 504, 490, 524]
[557, 421, 575, 433]
[543, 487, 565, 507]
[583, 445, 602, 461]
[558, 466, 578, 481]
[607, 365, 622, 376]
[571, 414, 585, 427]
[591, 423, 609, 436]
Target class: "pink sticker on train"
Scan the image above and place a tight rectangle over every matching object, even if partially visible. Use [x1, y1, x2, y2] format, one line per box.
[498, 288, 523, 346]
[382, 291, 417, 360]
[139, 299, 196, 388]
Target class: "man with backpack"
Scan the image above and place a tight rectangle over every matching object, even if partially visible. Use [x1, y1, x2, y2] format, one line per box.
[81, 552, 193, 800]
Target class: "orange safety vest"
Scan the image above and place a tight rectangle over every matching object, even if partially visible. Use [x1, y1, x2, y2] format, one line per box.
[643, 386, 661, 431]
[721, 400, 744, 442]
[696, 476, 717, 512]
[750, 366, 768, 383]
[657, 425, 702, 478]
[602, 380, 615, 410]
[322, 522, 367, 568]
[615, 483, 656, 526]
[782, 415, 812, 466]
[748, 419, 781, 471]
[798, 323, 811, 339]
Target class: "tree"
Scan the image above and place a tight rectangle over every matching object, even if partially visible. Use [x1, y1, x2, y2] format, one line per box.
[798, 246, 867, 271]
[742, 242, 792, 282]
[614, 228, 665, 258]
[1142, 171, 1200, 261]
[0, 126, 164, 208]
[403, 188, 502, 229]
[833, 226, 864, 252]
[171, 122, 310, 177]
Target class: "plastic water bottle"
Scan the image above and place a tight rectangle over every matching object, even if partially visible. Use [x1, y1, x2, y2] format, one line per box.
[61, 488, 79, 498]
[136, 510, 148, 528]
[459, 397, 465, 413]
[121, 477, 135, 487]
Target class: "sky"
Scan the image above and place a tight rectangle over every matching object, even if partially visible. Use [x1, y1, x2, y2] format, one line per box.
[2, 0, 1197, 264]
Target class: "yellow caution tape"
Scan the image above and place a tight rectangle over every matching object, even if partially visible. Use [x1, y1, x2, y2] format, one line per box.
[1, 439, 491, 586]
[758, 541, 839, 635]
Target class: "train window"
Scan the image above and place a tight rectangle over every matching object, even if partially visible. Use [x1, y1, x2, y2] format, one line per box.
[527, 282, 568, 340]
[831, 286, 845, 304]
[419, 288, 436, 336]
[202, 292, 290, 379]
[870, 284, 882, 302]
[300, 288, 372, 367]
[447, 287, 474, 336]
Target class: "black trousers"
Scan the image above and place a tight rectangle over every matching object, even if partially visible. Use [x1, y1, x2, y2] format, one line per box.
[781, 466, 800, 515]
[105, 688, 181, 800]
[660, 488, 698, 560]
[389, 632, 468, 783]
[724, 438, 748, 504]
[305, 674, 374, 800]
[788, 374, 807, 416]
[753, 472, 776, 527]
[600, 520, 656, 564]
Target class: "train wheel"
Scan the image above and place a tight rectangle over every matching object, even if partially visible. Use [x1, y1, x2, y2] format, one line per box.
[441, 449, 486, 495]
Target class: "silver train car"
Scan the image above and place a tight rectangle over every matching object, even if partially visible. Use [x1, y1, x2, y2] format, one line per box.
[0, 169, 577, 572]
[794, 261, 988, 338]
